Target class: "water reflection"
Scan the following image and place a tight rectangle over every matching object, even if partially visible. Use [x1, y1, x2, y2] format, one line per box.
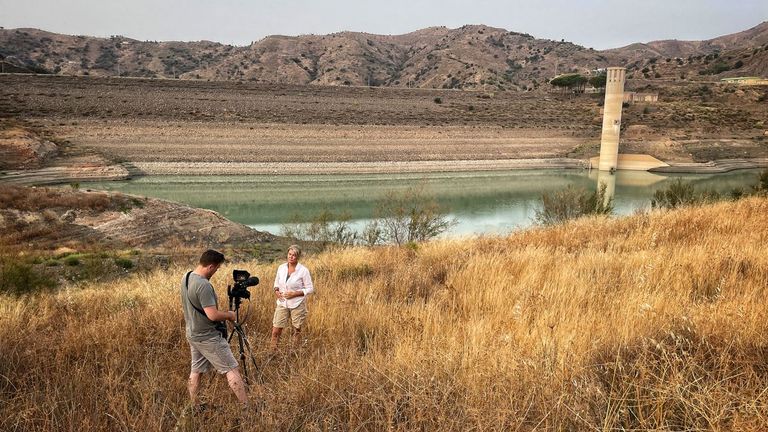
[83, 169, 762, 237]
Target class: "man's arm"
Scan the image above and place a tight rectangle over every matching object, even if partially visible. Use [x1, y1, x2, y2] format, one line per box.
[195, 280, 235, 322]
[203, 306, 235, 322]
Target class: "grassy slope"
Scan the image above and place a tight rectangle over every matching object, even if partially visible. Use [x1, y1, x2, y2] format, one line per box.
[1, 197, 767, 431]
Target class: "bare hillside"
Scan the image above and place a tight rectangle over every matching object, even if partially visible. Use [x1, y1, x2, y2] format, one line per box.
[1, 22, 766, 91]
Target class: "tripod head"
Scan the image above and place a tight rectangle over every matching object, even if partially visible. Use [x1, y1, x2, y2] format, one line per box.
[227, 269, 259, 314]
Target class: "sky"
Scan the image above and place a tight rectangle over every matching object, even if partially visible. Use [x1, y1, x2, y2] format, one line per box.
[1, 0, 766, 50]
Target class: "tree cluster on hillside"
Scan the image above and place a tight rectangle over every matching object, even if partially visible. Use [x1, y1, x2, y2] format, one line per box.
[549, 73, 589, 93]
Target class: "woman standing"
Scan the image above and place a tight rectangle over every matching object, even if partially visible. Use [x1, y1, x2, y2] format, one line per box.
[271, 245, 314, 349]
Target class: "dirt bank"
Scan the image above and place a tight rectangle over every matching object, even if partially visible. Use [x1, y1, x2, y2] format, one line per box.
[650, 158, 768, 173]
[0, 184, 284, 253]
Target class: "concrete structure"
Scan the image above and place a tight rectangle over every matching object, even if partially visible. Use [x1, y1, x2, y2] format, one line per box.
[598, 67, 626, 171]
[623, 92, 659, 103]
[721, 77, 768, 86]
[589, 154, 669, 171]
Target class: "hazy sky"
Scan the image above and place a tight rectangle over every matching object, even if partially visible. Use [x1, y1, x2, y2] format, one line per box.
[1, 0, 766, 50]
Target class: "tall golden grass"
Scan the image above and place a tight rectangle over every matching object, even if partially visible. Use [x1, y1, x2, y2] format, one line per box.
[2, 197, 767, 431]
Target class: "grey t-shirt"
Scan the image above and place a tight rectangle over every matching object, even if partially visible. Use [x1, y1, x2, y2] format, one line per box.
[180, 272, 220, 342]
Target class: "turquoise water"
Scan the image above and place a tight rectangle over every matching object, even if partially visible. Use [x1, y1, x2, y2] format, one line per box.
[83, 169, 762, 237]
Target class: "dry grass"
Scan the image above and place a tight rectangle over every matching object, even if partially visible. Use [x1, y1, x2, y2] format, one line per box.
[2, 197, 767, 431]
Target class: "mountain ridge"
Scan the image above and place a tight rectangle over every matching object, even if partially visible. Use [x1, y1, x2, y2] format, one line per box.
[1, 22, 767, 90]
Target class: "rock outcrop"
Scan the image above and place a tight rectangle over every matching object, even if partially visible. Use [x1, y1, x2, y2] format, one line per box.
[0, 126, 58, 170]
[0, 185, 275, 251]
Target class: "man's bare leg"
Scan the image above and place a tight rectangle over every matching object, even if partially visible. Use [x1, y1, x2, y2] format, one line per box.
[188, 372, 202, 406]
[226, 368, 249, 406]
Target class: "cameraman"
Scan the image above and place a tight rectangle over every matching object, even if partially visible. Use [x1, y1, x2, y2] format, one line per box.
[181, 249, 249, 409]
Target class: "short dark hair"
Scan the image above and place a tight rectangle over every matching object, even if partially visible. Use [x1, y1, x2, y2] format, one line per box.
[199, 249, 225, 266]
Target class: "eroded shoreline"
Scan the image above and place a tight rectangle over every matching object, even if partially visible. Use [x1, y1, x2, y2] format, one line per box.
[3, 157, 767, 186]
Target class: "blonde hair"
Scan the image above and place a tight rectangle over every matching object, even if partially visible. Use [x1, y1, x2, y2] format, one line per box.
[288, 244, 302, 259]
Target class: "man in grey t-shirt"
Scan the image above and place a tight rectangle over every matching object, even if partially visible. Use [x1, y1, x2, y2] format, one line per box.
[181, 249, 249, 409]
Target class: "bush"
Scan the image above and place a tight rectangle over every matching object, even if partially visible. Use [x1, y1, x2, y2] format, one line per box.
[114, 257, 134, 270]
[703, 61, 731, 75]
[0, 258, 56, 295]
[281, 210, 357, 245]
[651, 180, 696, 209]
[281, 187, 455, 246]
[372, 186, 456, 245]
[754, 169, 768, 195]
[433, 97, 442, 104]
[535, 182, 613, 225]
[360, 220, 382, 246]
[651, 179, 726, 209]
[306, 210, 357, 245]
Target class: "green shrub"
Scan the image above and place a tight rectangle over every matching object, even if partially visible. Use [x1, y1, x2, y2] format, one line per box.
[361, 220, 383, 246]
[651, 179, 728, 209]
[114, 257, 134, 270]
[281, 187, 454, 246]
[0, 258, 56, 295]
[281, 210, 357, 245]
[373, 186, 456, 245]
[64, 256, 80, 266]
[535, 182, 613, 225]
[754, 169, 768, 195]
[651, 179, 697, 209]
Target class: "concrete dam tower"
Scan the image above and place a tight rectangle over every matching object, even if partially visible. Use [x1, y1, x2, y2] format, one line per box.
[598, 67, 626, 171]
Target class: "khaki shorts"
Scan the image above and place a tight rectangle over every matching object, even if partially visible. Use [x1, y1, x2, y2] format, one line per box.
[273, 301, 308, 329]
[189, 336, 239, 374]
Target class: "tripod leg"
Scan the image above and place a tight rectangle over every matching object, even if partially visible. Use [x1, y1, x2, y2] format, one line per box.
[237, 328, 263, 384]
[236, 327, 250, 385]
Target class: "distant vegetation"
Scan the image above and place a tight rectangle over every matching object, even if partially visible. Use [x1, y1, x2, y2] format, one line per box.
[534, 169, 768, 226]
[549, 73, 588, 93]
[281, 186, 456, 246]
[535, 182, 613, 225]
[651, 169, 768, 209]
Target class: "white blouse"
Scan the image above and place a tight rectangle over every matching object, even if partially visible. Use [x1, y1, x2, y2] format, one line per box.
[273, 263, 314, 309]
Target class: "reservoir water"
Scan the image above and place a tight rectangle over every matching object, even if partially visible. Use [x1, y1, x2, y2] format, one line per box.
[84, 169, 762, 237]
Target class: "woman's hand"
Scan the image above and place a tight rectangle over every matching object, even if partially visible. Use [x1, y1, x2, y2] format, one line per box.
[274, 289, 284, 300]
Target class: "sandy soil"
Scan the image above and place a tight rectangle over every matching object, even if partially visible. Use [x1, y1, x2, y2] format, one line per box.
[60, 120, 586, 163]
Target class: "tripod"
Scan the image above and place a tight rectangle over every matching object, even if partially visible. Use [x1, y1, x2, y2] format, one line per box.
[227, 292, 262, 385]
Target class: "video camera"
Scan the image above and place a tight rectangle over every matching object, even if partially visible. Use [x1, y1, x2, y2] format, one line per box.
[228, 269, 260, 301]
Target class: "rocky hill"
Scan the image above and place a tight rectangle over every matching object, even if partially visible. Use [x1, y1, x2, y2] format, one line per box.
[1, 22, 766, 91]
[607, 21, 768, 82]
[0, 184, 277, 251]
